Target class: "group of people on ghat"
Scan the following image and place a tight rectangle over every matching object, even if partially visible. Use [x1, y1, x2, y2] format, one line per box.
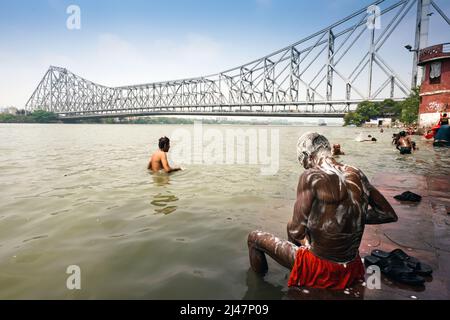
[432, 113, 450, 147]
[147, 132, 401, 291]
[392, 131, 418, 155]
[391, 112, 450, 152]
[424, 113, 450, 145]
[146, 120, 446, 290]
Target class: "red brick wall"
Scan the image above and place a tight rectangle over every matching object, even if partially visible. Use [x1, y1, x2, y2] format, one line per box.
[419, 59, 450, 114]
[420, 93, 450, 113]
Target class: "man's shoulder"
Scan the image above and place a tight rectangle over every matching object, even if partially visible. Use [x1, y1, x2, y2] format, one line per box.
[301, 168, 326, 176]
[299, 168, 329, 186]
[343, 164, 362, 174]
[153, 150, 166, 158]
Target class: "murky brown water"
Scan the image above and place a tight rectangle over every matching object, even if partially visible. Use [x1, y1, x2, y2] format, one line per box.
[0, 123, 449, 299]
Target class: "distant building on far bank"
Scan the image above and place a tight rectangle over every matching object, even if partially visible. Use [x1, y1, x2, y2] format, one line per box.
[7, 107, 18, 115]
[418, 43, 450, 127]
[364, 118, 392, 128]
[0, 107, 18, 115]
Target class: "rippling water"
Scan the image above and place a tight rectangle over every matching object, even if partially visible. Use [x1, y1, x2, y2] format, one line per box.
[0, 123, 449, 299]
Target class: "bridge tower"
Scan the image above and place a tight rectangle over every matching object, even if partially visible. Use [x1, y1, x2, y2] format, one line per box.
[411, 0, 431, 89]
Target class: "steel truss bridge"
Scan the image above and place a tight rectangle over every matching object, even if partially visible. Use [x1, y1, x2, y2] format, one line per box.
[26, 0, 450, 120]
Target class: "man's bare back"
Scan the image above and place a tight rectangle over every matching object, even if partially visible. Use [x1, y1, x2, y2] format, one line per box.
[287, 158, 396, 263]
[148, 150, 168, 172]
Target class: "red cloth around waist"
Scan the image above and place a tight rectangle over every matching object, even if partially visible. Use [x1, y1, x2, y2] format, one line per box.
[287, 248, 365, 290]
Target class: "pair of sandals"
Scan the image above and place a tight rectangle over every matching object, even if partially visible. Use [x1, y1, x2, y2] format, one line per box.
[364, 249, 432, 286]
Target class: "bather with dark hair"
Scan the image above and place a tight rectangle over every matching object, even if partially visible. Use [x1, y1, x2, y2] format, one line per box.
[148, 136, 182, 173]
[332, 144, 345, 156]
[397, 131, 413, 155]
[158, 136, 170, 150]
[440, 113, 449, 126]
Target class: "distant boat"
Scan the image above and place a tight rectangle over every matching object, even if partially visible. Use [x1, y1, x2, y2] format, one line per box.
[318, 119, 327, 126]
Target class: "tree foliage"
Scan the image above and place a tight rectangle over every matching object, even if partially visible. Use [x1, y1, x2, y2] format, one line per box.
[344, 88, 420, 126]
[29, 110, 58, 123]
[0, 110, 59, 123]
[399, 88, 420, 125]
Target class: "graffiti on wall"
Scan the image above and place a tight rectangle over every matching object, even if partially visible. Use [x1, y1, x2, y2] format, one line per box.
[426, 101, 447, 112]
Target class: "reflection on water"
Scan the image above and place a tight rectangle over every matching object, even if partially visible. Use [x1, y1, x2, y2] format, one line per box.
[242, 269, 286, 300]
[0, 124, 448, 299]
[151, 172, 171, 187]
[151, 193, 179, 215]
[150, 173, 179, 215]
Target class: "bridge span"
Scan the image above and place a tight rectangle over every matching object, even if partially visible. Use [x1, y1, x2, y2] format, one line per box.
[25, 0, 450, 119]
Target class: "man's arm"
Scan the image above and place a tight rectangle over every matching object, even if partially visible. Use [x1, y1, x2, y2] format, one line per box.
[287, 172, 314, 246]
[362, 174, 398, 224]
[161, 153, 181, 173]
[147, 156, 153, 170]
[405, 136, 411, 146]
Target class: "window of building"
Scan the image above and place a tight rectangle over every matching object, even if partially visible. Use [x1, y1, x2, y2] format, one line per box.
[429, 62, 441, 84]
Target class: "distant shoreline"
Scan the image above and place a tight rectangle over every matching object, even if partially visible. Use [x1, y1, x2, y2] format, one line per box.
[0, 113, 342, 126]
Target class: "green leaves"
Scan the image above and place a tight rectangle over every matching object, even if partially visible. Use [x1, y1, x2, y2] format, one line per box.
[399, 88, 420, 125]
[0, 110, 58, 123]
[344, 88, 420, 126]
[29, 110, 58, 123]
[344, 112, 365, 126]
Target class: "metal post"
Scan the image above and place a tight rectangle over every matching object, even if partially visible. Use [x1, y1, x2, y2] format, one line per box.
[264, 58, 275, 103]
[412, 0, 430, 89]
[368, 19, 376, 99]
[390, 76, 395, 98]
[290, 47, 300, 102]
[326, 30, 335, 101]
[50, 69, 53, 112]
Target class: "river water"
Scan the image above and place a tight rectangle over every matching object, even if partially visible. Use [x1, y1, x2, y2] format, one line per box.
[0, 123, 449, 299]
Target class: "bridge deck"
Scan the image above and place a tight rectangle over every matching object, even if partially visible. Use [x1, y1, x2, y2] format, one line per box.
[59, 111, 346, 120]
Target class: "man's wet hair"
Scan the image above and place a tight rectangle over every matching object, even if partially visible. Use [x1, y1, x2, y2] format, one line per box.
[399, 131, 407, 137]
[444, 113, 447, 117]
[159, 136, 170, 150]
[297, 132, 331, 164]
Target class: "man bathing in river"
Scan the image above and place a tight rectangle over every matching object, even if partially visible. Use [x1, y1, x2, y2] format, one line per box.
[396, 131, 414, 155]
[148, 137, 181, 173]
[332, 144, 345, 156]
[247, 132, 398, 289]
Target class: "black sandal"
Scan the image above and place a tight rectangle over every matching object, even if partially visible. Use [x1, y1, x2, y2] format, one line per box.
[364, 255, 425, 286]
[371, 249, 432, 276]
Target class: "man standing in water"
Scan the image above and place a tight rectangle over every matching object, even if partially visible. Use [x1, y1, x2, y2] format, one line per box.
[247, 132, 398, 289]
[332, 144, 345, 156]
[148, 137, 182, 173]
[396, 131, 414, 154]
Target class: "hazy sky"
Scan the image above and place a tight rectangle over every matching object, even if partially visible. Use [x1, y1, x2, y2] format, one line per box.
[0, 0, 449, 107]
